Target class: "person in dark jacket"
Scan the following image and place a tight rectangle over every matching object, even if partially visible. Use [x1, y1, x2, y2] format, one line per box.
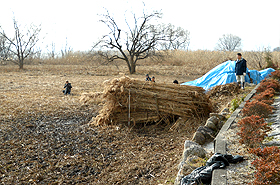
[63, 80, 72, 95]
[173, 80, 179, 84]
[235, 53, 247, 89]
[145, 74, 151, 81]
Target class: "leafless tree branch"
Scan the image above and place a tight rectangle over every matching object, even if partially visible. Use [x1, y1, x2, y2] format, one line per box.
[94, 9, 190, 74]
[216, 34, 242, 51]
[0, 17, 41, 69]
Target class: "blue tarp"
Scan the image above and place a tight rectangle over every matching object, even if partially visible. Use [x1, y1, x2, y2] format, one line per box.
[181, 60, 275, 90]
[259, 68, 275, 80]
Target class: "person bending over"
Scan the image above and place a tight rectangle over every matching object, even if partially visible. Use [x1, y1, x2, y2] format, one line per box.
[146, 74, 151, 81]
[173, 80, 179, 84]
[63, 80, 72, 95]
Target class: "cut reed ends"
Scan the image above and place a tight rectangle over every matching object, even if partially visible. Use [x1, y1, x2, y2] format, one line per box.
[81, 76, 213, 126]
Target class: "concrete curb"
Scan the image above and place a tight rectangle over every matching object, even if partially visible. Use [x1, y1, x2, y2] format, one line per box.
[211, 84, 260, 185]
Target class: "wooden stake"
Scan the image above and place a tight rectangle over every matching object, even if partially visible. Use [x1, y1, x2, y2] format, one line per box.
[128, 89, 131, 126]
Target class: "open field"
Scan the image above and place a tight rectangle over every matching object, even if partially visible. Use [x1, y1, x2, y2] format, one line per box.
[0, 50, 269, 184]
[0, 64, 203, 184]
[29, 50, 280, 72]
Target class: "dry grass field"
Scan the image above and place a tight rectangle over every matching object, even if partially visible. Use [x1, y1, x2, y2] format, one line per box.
[0, 50, 278, 184]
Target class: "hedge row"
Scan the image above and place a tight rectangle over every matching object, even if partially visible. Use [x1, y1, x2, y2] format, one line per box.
[237, 71, 280, 185]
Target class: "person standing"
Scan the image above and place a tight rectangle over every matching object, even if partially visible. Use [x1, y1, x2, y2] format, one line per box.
[235, 53, 247, 89]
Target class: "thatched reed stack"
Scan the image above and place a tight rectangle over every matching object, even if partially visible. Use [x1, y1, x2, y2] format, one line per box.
[81, 76, 213, 126]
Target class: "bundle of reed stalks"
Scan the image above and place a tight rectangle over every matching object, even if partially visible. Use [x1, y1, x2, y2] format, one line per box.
[207, 83, 240, 97]
[82, 76, 213, 126]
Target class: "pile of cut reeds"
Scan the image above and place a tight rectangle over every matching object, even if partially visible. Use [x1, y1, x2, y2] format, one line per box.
[207, 83, 240, 97]
[82, 76, 213, 126]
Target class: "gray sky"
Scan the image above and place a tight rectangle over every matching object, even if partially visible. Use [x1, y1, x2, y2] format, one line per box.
[0, 0, 279, 52]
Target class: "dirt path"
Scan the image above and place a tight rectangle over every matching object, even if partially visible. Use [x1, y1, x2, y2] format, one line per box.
[265, 96, 280, 146]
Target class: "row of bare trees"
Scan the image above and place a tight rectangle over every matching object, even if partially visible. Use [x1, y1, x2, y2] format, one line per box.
[1, 8, 277, 73]
[0, 9, 240, 72]
[0, 18, 73, 68]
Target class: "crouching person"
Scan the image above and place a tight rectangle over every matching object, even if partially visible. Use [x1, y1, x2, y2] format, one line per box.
[63, 80, 72, 95]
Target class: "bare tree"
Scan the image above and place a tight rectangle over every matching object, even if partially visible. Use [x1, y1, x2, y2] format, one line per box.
[0, 17, 41, 69]
[95, 10, 169, 74]
[160, 23, 190, 50]
[216, 34, 242, 51]
[0, 34, 12, 64]
[47, 42, 56, 59]
[246, 48, 265, 69]
[31, 47, 43, 60]
[61, 37, 72, 58]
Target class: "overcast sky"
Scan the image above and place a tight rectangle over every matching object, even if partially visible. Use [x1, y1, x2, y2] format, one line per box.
[0, 0, 279, 52]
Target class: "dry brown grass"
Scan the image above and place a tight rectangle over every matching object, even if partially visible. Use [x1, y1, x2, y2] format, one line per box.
[0, 65, 97, 120]
[22, 50, 280, 76]
[0, 64, 202, 184]
[0, 49, 275, 184]
[136, 50, 280, 75]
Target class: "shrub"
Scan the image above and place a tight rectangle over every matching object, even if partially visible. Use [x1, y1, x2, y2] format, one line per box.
[264, 48, 278, 70]
[242, 100, 273, 118]
[269, 70, 280, 80]
[249, 146, 280, 185]
[229, 97, 242, 112]
[256, 78, 280, 93]
[266, 62, 278, 70]
[237, 115, 270, 148]
[253, 88, 275, 105]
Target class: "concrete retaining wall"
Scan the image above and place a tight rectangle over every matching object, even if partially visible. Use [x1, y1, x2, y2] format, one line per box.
[211, 84, 259, 185]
